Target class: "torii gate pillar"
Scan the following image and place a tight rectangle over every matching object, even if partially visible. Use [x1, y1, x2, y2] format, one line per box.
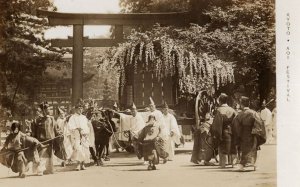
[72, 25, 84, 104]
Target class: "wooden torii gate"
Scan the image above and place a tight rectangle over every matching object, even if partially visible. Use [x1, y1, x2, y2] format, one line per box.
[37, 0, 204, 105]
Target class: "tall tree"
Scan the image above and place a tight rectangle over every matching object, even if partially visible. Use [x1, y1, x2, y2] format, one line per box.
[0, 0, 65, 116]
[120, 0, 190, 12]
[202, 0, 275, 104]
[83, 47, 119, 101]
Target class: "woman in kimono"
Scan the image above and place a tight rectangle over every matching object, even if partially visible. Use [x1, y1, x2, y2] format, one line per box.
[138, 115, 168, 170]
[194, 113, 217, 165]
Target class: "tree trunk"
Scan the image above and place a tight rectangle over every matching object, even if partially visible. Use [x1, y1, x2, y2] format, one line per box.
[11, 76, 22, 115]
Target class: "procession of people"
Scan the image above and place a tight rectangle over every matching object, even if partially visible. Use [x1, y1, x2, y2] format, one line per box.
[0, 94, 273, 178]
[191, 93, 269, 172]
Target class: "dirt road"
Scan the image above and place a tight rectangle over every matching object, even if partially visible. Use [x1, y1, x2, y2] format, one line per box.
[0, 143, 276, 187]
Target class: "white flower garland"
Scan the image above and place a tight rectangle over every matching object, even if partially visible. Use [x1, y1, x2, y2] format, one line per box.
[99, 30, 235, 95]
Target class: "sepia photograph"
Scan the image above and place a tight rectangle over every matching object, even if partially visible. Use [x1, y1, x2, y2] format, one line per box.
[0, 0, 284, 186]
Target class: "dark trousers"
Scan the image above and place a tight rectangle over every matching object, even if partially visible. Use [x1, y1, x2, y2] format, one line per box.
[16, 152, 26, 176]
[89, 147, 97, 161]
[191, 130, 201, 162]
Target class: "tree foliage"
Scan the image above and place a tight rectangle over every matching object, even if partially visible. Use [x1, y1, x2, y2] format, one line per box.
[83, 48, 119, 101]
[0, 0, 65, 116]
[118, 0, 275, 104]
[120, 0, 190, 13]
[203, 0, 275, 99]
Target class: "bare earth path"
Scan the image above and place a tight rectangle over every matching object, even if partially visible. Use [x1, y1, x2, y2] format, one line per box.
[0, 143, 276, 187]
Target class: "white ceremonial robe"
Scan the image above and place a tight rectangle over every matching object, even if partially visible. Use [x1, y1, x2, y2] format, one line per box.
[57, 117, 73, 159]
[88, 120, 96, 150]
[129, 113, 146, 138]
[68, 114, 90, 163]
[140, 111, 151, 122]
[163, 113, 181, 160]
[111, 117, 120, 150]
[119, 113, 146, 140]
[119, 113, 132, 141]
[260, 107, 272, 144]
[150, 110, 168, 139]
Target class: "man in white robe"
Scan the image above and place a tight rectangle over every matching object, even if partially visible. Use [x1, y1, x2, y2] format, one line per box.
[127, 103, 146, 158]
[87, 113, 98, 166]
[148, 97, 168, 139]
[162, 102, 181, 161]
[260, 100, 272, 144]
[129, 103, 145, 138]
[118, 113, 131, 142]
[56, 107, 73, 167]
[117, 104, 145, 150]
[68, 103, 90, 171]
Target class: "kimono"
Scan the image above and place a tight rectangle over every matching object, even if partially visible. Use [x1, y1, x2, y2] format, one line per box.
[137, 123, 168, 164]
[233, 107, 266, 166]
[211, 104, 237, 154]
[31, 115, 64, 174]
[191, 119, 217, 163]
[0, 132, 41, 175]
[211, 104, 237, 167]
[68, 113, 91, 163]
[163, 113, 181, 160]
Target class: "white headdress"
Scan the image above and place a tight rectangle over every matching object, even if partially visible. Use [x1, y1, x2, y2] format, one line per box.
[149, 97, 155, 105]
[131, 102, 137, 109]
